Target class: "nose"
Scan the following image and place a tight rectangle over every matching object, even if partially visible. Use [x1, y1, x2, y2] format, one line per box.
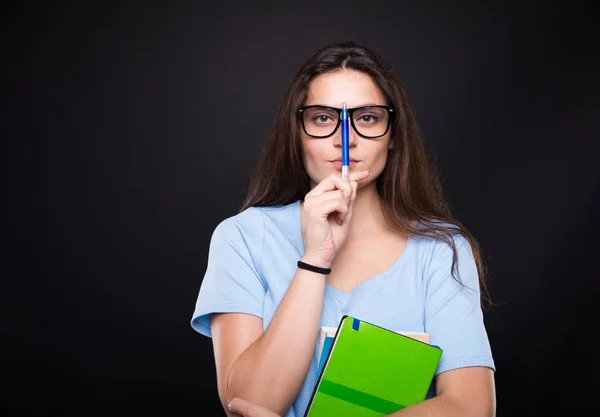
[333, 122, 357, 148]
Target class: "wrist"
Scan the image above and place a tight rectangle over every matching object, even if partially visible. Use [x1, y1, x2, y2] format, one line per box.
[300, 253, 332, 270]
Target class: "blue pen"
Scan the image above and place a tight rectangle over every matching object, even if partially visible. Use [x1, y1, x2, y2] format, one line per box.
[341, 102, 350, 181]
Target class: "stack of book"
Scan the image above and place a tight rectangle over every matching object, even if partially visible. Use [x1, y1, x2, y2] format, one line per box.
[305, 316, 442, 417]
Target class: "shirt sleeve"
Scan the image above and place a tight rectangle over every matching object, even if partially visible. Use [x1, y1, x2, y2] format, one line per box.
[424, 234, 495, 375]
[190, 209, 266, 337]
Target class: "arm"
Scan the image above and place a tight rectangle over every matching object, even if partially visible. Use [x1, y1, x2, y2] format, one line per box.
[211, 259, 326, 416]
[222, 233, 496, 417]
[386, 367, 496, 417]
[210, 173, 365, 416]
[226, 367, 494, 417]
[389, 234, 496, 416]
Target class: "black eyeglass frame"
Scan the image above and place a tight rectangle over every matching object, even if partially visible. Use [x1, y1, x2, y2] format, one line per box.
[298, 105, 395, 139]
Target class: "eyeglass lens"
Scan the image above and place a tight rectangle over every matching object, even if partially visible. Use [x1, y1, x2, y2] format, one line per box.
[302, 106, 389, 138]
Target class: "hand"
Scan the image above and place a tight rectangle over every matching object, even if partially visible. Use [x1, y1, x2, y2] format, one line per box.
[227, 397, 282, 417]
[301, 170, 370, 268]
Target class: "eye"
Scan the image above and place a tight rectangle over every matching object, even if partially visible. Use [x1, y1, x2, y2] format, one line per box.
[356, 114, 380, 124]
[312, 114, 335, 124]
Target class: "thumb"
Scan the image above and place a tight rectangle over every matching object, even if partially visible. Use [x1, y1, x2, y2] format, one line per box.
[228, 397, 281, 417]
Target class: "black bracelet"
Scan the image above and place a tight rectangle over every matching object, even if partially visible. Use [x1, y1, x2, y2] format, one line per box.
[297, 260, 331, 275]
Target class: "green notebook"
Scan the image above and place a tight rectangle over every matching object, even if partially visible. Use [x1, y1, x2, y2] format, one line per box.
[304, 315, 442, 417]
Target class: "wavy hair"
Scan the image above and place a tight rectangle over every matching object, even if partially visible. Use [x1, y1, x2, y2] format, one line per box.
[240, 41, 492, 310]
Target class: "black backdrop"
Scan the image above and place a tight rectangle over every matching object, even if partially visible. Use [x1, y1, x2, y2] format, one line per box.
[5, 1, 599, 416]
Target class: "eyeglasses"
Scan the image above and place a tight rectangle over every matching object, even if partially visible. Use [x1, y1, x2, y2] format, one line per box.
[298, 105, 394, 139]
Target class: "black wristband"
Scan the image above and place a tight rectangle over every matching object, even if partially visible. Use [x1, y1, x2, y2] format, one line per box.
[297, 260, 331, 275]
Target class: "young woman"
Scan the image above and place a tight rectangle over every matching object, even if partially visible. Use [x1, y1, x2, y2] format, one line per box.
[191, 42, 496, 417]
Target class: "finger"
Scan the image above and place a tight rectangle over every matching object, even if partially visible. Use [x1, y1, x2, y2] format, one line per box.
[336, 205, 350, 225]
[344, 181, 359, 223]
[338, 180, 358, 224]
[306, 176, 352, 202]
[227, 397, 251, 416]
[304, 191, 349, 225]
[228, 397, 281, 417]
[309, 197, 348, 223]
[307, 172, 362, 198]
[348, 169, 370, 183]
[303, 190, 344, 211]
[336, 189, 353, 224]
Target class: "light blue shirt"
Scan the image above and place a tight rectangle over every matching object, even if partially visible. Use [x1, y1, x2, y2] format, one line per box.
[191, 200, 495, 417]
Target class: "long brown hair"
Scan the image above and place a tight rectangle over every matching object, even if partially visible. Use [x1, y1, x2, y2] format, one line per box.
[240, 41, 492, 310]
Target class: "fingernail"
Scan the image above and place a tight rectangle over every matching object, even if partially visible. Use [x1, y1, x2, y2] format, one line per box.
[227, 402, 232, 410]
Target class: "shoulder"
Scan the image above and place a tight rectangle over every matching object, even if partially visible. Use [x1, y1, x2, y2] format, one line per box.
[410, 221, 477, 279]
[211, 200, 300, 246]
[413, 220, 471, 252]
[252, 200, 301, 223]
[210, 206, 264, 247]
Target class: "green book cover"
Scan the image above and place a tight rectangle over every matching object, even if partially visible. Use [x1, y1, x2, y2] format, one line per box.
[304, 315, 442, 417]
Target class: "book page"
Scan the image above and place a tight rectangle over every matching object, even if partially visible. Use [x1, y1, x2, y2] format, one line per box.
[317, 326, 430, 362]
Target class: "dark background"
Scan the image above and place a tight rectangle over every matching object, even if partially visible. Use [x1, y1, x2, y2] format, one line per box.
[5, 1, 599, 416]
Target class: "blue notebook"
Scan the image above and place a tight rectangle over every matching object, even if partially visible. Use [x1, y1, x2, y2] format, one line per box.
[316, 334, 335, 378]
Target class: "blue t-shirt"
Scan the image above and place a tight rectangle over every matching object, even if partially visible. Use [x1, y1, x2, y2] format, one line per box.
[191, 200, 495, 417]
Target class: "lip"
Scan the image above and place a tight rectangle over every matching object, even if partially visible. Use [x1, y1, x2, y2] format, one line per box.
[330, 159, 359, 169]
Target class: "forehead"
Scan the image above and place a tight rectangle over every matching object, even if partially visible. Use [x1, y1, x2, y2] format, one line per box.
[305, 70, 386, 108]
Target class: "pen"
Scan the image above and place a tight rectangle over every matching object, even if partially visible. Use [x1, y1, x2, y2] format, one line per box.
[341, 102, 350, 181]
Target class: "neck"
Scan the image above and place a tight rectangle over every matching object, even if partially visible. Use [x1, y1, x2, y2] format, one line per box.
[346, 182, 390, 239]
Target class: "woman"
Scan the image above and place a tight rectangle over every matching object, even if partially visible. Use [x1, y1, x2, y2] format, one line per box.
[191, 41, 496, 417]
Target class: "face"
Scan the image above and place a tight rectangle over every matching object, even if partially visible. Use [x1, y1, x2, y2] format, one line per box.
[300, 70, 392, 188]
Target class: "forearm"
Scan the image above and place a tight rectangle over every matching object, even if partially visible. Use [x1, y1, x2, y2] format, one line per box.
[387, 394, 494, 417]
[226, 257, 327, 415]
